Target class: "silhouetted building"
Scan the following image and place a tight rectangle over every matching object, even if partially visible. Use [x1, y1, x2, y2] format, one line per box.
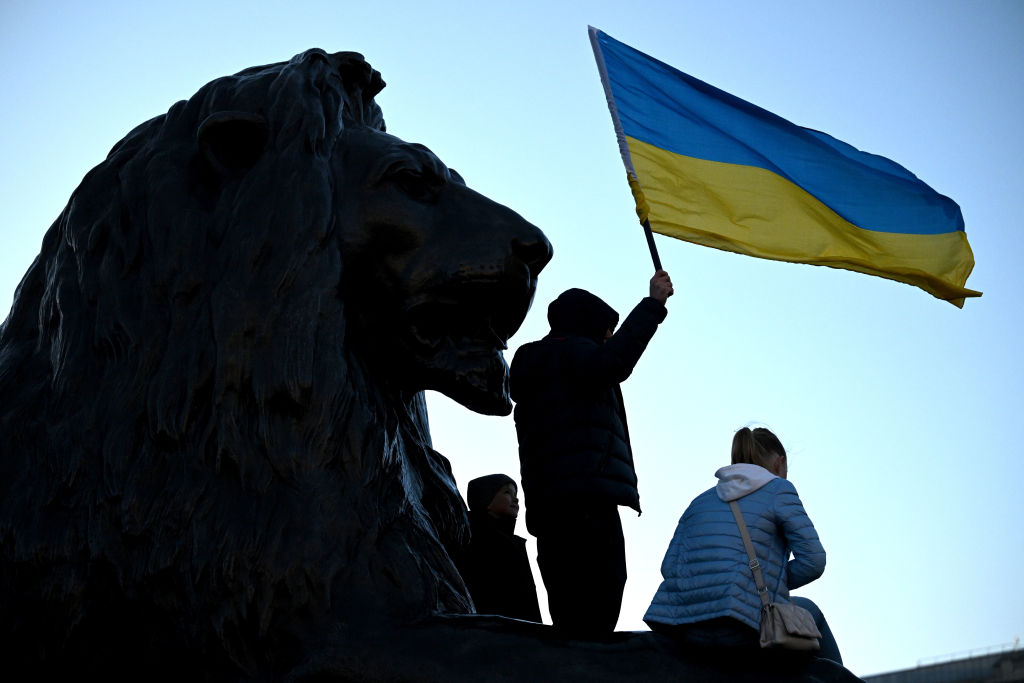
[863, 645, 1023, 683]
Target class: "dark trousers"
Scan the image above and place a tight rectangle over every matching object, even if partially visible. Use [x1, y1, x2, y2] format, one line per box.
[650, 599, 843, 666]
[535, 505, 626, 637]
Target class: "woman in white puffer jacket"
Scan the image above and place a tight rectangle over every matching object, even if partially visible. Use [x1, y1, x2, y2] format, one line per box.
[644, 426, 842, 664]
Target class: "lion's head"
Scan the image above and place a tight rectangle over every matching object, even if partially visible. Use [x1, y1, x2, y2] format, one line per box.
[0, 49, 550, 677]
[334, 126, 551, 416]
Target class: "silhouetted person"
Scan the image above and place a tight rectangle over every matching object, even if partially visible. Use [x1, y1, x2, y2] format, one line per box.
[455, 474, 542, 622]
[510, 270, 673, 637]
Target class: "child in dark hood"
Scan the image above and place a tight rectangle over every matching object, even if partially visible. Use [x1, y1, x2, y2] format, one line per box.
[511, 270, 673, 637]
[454, 474, 542, 622]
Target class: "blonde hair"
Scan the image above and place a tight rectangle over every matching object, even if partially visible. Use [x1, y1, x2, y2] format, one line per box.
[731, 426, 786, 469]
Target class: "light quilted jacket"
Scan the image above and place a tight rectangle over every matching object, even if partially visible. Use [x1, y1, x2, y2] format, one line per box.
[643, 464, 825, 631]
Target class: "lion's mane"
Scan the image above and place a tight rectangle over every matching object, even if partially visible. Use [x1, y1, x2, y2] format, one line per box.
[0, 49, 479, 677]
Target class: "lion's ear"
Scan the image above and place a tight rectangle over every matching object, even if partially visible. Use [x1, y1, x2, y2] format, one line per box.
[197, 111, 269, 174]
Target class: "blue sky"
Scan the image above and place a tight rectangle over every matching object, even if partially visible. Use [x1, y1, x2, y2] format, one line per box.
[2, 1, 1021, 677]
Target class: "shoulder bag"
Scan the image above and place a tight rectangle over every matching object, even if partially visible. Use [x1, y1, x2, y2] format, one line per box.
[728, 500, 821, 651]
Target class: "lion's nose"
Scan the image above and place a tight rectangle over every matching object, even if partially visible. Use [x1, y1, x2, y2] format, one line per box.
[512, 230, 553, 279]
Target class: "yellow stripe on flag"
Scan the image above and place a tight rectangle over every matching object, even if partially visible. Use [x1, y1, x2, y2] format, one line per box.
[627, 136, 980, 306]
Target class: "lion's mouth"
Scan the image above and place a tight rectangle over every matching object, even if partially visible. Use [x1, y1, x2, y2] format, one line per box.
[405, 278, 530, 354]
[401, 278, 534, 415]
[407, 305, 508, 353]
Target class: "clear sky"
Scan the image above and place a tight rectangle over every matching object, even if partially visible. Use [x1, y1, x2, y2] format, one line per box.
[2, 1, 1021, 677]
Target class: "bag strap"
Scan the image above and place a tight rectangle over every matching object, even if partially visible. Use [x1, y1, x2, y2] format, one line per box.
[729, 500, 772, 609]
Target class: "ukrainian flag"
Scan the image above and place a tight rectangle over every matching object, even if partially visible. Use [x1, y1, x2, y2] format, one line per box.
[589, 27, 980, 307]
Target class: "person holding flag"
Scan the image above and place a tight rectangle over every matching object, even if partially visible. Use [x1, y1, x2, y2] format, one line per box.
[510, 270, 673, 637]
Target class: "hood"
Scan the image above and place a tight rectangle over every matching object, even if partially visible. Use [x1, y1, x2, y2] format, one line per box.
[547, 288, 619, 343]
[715, 463, 778, 502]
[467, 473, 515, 512]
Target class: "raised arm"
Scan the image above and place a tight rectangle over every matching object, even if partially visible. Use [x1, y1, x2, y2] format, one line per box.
[567, 271, 672, 383]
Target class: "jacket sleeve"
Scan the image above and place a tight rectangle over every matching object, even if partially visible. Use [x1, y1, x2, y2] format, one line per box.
[565, 297, 667, 384]
[774, 481, 826, 590]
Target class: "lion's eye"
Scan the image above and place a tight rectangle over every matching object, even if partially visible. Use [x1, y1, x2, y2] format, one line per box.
[388, 167, 441, 202]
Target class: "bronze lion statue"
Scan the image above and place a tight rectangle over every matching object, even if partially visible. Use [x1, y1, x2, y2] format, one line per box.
[0, 49, 551, 679]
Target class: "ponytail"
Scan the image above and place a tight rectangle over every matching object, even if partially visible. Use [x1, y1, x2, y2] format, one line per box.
[731, 426, 786, 469]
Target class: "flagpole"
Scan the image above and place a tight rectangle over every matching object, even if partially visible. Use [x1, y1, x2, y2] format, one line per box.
[641, 218, 662, 271]
[591, 27, 664, 274]
[629, 174, 662, 271]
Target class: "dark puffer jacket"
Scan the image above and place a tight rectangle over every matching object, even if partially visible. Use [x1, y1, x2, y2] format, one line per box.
[453, 474, 542, 622]
[455, 510, 543, 622]
[510, 290, 667, 535]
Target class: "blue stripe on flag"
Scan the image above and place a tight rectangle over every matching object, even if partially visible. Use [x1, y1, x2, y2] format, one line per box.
[592, 29, 964, 237]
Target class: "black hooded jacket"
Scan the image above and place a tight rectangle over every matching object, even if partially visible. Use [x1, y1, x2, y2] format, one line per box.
[510, 289, 667, 535]
[453, 474, 542, 622]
